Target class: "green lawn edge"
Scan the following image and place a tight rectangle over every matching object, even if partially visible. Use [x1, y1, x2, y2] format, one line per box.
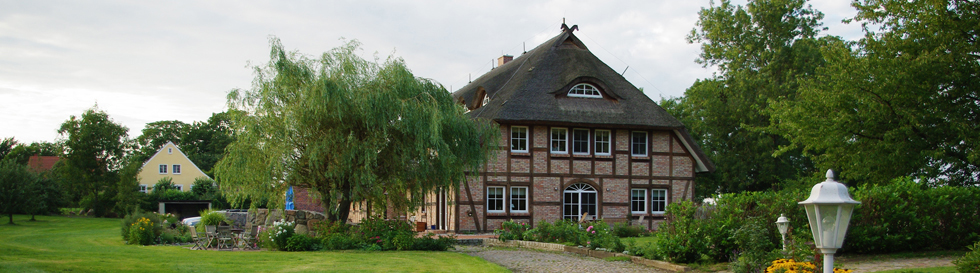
[0, 214, 508, 273]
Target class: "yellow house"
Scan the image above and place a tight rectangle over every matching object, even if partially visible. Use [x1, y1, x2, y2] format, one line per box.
[138, 141, 211, 192]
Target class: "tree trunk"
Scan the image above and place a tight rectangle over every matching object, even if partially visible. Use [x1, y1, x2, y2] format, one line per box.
[7, 213, 12, 225]
[337, 198, 352, 223]
[336, 180, 353, 223]
[30, 213, 36, 221]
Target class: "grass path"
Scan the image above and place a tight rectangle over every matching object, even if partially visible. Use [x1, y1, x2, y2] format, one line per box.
[0, 215, 508, 273]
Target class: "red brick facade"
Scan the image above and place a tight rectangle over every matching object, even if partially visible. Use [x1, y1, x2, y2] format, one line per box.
[451, 125, 698, 232]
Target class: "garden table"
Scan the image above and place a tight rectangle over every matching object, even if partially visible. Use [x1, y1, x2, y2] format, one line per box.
[230, 228, 244, 250]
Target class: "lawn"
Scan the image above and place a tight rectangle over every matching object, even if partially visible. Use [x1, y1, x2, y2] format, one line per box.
[0, 214, 508, 273]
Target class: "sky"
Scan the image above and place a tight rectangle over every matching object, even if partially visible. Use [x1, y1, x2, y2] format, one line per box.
[0, 0, 863, 144]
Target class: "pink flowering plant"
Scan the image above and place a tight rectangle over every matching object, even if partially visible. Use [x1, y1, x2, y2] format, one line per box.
[523, 219, 624, 252]
[496, 220, 531, 241]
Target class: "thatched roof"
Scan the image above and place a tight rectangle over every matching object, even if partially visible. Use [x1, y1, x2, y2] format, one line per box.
[453, 24, 714, 173]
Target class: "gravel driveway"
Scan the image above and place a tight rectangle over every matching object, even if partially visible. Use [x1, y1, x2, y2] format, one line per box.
[455, 245, 669, 273]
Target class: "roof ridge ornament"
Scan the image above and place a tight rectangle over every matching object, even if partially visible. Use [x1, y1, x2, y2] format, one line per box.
[560, 18, 578, 33]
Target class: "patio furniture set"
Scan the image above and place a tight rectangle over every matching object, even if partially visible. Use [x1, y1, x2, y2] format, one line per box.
[189, 225, 259, 250]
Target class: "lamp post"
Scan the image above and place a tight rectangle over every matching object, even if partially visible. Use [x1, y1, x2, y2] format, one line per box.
[775, 214, 790, 251]
[799, 170, 860, 273]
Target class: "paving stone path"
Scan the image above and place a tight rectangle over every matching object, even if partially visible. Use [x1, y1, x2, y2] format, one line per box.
[456, 244, 956, 273]
[455, 245, 668, 273]
[840, 256, 955, 273]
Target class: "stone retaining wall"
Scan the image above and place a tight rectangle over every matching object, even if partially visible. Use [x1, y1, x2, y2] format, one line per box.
[239, 209, 327, 235]
[482, 239, 689, 272]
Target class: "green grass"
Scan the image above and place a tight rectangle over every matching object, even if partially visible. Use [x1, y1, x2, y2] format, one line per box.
[0, 215, 509, 273]
[870, 266, 957, 273]
[603, 256, 631, 262]
[626, 235, 657, 246]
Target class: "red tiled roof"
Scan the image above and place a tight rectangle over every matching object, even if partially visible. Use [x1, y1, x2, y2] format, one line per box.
[27, 155, 60, 173]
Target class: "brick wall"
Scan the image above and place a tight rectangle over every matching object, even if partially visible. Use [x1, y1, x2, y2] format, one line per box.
[604, 179, 628, 203]
[672, 156, 693, 178]
[511, 158, 529, 173]
[652, 132, 670, 153]
[293, 187, 325, 213]
[572, 160, 591, 175]
[451, 125, 704, 232]
[551, 159, 569, 174]
[533, 177, 561, 202]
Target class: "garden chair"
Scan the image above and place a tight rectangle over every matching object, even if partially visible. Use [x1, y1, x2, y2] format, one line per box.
[216, 226, 234, 250]
[240, 225, 259, 250]
[204, 225, 218, 249]
[188, 227, 206, 250]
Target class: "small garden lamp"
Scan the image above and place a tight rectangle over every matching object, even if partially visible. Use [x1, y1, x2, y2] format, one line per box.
[799, 169, 860, 273]
[775, 214, 790, 250]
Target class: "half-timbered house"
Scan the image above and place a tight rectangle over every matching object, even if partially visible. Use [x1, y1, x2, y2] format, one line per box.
[423, 24, 714, 232]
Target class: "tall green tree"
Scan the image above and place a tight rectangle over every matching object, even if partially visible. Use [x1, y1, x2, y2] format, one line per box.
[5, 141, 61, 165]
[677, 0, 826, 197]
[133, 120, 190, 163]
[0, 159, 33, 224]
[768, 0, 980, 185]
[182, 112, 235, 176]
[215, 38, 496, 222]
[0, 138, 16, 162]
[58, 106, 129, 217]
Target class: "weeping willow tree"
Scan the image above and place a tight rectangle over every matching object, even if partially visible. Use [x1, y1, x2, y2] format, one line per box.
[214, 38, 497, 222]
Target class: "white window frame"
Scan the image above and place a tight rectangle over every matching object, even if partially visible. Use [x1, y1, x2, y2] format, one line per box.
[510, 186, 528, 213]
[158, 164, 168, 174]
[139, 184, 148, 193]
[651, 189, 668, 214]
[487, 186, 505, 213]
[511, 126, 528, 153]
[594, 130, 611, 156]
[482, 94, 490, 107]
[175, 185, 183, 192]
[572, 129, 590, 155]
[167, 148, 173, 154]
[567, 83, 602, 98]
[631, 188, 647, 214]
[172, 164, 181, 174]
[550, 127, 568, 154]
[631, 131, 648, 156]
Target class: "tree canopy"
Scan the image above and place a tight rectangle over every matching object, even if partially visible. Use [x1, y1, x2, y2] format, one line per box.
[57, 105, 129, 217]
[215, 38, 496, 222]
[677, 0, 980, 191]
[768, 0, 980, 186]
[672, 0, 825, 197]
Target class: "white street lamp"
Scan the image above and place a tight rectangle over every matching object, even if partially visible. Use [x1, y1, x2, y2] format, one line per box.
[799, 170, 860, 273]
[775, 214, 790, 250]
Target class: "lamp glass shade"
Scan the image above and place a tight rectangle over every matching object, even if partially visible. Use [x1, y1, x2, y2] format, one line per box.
[776, 214, 790, 235]
[799, 170, 860, 251]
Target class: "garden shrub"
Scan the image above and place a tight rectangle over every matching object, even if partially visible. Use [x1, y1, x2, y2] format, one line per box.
[955, 240, 980, 273]
[121, 210, 163, 243]
[127, 217, 155, 245]
[321, 233, 363, 250]
[283, 233, 315, 251]
[266, 219, 295, 250]
[651, 190, 808, 264]
[412, 233, 455, 251]
[650, 177, 980, 264]
[521, 219, 623, 252]
[196, 209, 227, 234]
[729, 218, 782, 273]
[357, 217, 416, 251]
[845, 178, 980, 253]
[495, 220, 530, 241]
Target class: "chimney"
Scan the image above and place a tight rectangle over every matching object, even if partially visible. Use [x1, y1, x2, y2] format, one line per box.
[497, 55, 513, 66]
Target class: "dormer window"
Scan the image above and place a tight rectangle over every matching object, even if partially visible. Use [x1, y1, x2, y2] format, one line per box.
[482, 94, 490, 107]
[568, 83, 602, 98]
